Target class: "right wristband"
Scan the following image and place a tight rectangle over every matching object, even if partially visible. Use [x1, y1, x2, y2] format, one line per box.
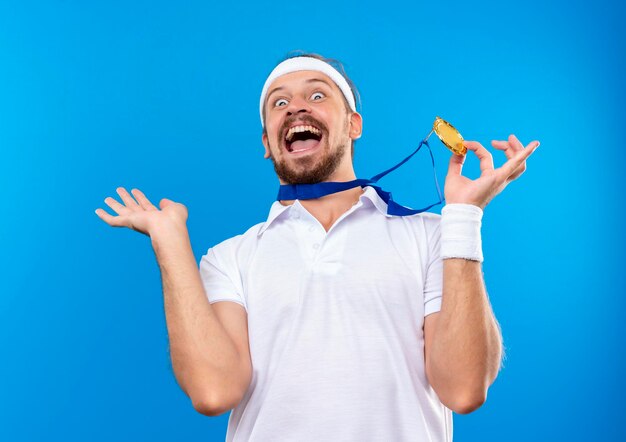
[440, 203, 484, 262]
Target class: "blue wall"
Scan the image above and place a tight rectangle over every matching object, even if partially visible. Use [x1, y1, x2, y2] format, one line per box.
[1, 0, 624, 440]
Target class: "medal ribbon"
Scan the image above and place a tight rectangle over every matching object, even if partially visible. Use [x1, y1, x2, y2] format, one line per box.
[277, 136, 445, 216]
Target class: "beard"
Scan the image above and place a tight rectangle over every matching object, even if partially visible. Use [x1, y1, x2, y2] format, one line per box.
[268, 136, 348, 185]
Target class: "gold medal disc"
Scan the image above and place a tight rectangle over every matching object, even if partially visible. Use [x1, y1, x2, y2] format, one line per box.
[433, 116, 466, 156]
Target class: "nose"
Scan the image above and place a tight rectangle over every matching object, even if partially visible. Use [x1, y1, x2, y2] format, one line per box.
[286, 95, 312, 117]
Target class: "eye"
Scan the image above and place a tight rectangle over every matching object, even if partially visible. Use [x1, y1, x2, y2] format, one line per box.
[274, 98, 288, 107]
[310, 91, 325, 100]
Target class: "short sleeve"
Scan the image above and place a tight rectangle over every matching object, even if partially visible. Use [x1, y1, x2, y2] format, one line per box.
[423, 215, 443, 317]
[199, 238, 247, 312]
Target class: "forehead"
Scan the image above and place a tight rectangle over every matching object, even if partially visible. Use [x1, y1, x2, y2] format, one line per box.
[266, 70, 339, 96]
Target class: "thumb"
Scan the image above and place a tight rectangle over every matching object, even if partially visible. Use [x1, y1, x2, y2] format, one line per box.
[447, 152, 465, 176]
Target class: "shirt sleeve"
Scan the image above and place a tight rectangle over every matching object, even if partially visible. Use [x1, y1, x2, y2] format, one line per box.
[423, 214, 443, 317]
[199, 237, 247, 312]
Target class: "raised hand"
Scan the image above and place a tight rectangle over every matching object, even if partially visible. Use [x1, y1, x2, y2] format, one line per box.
[95, 187, 188, 237]
[444, 134, 540, 210]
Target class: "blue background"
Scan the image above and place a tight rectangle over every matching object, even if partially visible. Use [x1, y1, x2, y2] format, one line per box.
[1, 0, 624, 440]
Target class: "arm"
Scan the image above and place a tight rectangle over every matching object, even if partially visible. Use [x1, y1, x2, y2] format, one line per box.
[424, 134, 539, 413]
[152, 226, 252, 416]
[95, 187, 251, 416]
[425, 259, 502, 414]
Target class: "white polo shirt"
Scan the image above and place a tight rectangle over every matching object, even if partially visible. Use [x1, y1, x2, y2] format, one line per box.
[199, 185, 452, 442]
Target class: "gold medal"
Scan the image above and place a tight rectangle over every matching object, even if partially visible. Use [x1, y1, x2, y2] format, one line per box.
[426, 116, 467, 156]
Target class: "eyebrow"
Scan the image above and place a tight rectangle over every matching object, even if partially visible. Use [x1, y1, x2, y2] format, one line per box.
[266, 78, 333, 103]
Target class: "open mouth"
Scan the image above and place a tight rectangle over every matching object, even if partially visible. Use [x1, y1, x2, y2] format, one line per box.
[284, 125, 323, 154]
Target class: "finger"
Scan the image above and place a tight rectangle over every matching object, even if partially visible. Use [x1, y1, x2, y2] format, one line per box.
[116, 187, 139, 209]
[463, 140, 494, 172]
[491, 136, 523, 155]
[492, 139, 524, 177]
[491, 139, 521, 154]
[104, 196, 129, 215]
[95, 208, 125, 227]
[525, 140, 540, 150]
[498, 142, 539, 181]
[131, 188, 158, 211]
[507, 160, 526, 182]
[491, 140, 510, 150]
[510, 139, 539, 181]
[447, 151, 466, 176]
[491, 140, 514, 160]
[508, 134, 524, 151]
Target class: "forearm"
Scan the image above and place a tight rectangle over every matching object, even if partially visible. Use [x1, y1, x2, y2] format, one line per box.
[428, 258, 502, 408]
[151, 225, 243, 407]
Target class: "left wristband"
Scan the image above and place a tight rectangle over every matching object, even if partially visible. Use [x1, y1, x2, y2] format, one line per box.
[440, 203, 484, 262]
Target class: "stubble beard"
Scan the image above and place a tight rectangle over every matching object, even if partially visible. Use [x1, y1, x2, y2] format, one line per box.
[269, 137, 348, 185]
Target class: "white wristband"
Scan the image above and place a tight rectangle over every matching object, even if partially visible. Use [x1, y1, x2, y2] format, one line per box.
[440, 203, 484, 262]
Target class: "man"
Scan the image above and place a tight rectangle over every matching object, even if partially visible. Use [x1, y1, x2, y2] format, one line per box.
[95, 52, 539, 441]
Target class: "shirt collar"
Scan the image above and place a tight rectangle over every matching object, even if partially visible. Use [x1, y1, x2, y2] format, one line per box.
[257, 185, 391, 237]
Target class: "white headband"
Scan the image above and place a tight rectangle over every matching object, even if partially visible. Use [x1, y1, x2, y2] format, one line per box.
[259, 56, 357, 126]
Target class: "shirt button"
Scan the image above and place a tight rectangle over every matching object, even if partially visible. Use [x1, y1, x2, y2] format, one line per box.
[308, 225, 315, 232]
[312, 243, 320, 250]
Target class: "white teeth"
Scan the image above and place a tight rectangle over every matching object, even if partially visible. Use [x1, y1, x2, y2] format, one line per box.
[285, 125, 321, 142]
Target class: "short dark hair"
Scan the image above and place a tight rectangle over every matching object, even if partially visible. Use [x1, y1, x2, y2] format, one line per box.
[262, 51, 361, 158]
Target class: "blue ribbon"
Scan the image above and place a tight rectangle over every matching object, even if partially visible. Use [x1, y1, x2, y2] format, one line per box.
[277, 137, 445, 216]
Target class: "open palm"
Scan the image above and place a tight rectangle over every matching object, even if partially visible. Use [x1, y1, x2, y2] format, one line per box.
[95, 187, 188, 237]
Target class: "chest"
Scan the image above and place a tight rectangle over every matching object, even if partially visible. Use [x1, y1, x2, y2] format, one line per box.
[242, 212, 428, 342]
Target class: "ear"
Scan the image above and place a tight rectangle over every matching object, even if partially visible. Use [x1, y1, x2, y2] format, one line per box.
[349, 112, 363, 140]
[262, 131, 271, 159]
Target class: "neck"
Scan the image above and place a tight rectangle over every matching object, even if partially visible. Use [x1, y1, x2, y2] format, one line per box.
[278, 169, 364, 232]
[277, 166, 359, 206]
